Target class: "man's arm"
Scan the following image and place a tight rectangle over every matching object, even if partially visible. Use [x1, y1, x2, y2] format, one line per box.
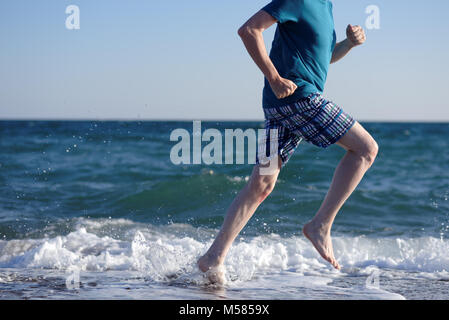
[238, 10, 297, 99]
[331, 24, 366, 64]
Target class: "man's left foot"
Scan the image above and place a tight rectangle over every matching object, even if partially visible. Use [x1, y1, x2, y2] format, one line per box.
[197, 254, 227, 285]
[303, 221, 341, 270]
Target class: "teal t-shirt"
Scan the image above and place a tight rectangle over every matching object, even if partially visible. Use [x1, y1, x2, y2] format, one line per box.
[262, 0, 336, 108]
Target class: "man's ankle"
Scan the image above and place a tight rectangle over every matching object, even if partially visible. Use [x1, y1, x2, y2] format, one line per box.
[202, 251, 225, 266]
[308, 219, 332, 233]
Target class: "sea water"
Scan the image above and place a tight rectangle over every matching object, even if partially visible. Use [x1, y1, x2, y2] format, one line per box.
[0, 121, 448, 300]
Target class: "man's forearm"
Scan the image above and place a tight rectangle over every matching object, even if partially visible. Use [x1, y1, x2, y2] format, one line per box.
[238, 27, 280, 83]
[331, 39, 354, 64]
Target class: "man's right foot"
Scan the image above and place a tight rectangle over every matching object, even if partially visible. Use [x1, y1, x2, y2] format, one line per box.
[197, 254, 226, 285]
[303, 221, 341, 270]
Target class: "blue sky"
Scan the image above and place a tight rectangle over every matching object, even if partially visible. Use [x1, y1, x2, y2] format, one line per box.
[1, 0, 448, 121]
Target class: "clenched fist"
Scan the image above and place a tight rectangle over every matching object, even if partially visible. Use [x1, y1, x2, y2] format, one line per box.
[269, 76, 298, 99]
[346, 24, 366, 48]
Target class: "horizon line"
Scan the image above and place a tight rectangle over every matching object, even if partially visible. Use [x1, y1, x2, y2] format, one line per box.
[1, 118, 449, 124]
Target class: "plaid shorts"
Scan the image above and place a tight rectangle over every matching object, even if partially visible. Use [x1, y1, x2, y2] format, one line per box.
[256, 93, 356, 167]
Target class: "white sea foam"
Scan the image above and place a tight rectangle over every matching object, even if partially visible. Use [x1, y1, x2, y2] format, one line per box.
[0, 219, 447, 299]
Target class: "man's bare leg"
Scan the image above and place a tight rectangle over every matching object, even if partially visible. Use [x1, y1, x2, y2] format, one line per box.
[303, 122, 379, 269]
[197, 157, 282, 284]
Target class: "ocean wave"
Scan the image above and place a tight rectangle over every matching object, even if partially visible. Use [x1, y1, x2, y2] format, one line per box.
[0, 219, 448, 284]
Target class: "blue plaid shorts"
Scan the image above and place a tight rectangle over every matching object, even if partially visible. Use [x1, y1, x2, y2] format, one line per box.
[256, 93, 356, 167]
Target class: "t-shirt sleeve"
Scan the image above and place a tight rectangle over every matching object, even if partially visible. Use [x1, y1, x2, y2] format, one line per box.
[261, 0, 302, 24]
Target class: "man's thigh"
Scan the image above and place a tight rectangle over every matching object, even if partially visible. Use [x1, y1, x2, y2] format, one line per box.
[336, 121, 377, 153]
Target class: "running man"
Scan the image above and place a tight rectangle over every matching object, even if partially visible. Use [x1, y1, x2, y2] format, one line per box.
[198, 0, 378, 283]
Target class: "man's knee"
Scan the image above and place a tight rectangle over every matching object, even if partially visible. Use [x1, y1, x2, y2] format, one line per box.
[249, 175, 277, 201]
[338, 123, 378, 168]
[359, 139, 379, 167]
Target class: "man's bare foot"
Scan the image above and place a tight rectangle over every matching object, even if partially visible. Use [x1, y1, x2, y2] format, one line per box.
[303, 221, 341, 270]
[197, 254, 227, 285]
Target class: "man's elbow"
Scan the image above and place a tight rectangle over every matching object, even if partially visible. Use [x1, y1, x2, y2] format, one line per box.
[238, 25, 257, 38]
[237, 25, 249, 38]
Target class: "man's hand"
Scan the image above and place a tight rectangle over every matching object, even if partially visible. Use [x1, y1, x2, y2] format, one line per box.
[346, 24, 366, 48]
[331, 25, 366, 63]
[269, 76, 298, 99]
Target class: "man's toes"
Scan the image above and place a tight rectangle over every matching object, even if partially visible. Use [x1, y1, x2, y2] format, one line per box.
[333, 261, 341, 270]
[327, 256, 340, 269]
[324, 255, 333, 264]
